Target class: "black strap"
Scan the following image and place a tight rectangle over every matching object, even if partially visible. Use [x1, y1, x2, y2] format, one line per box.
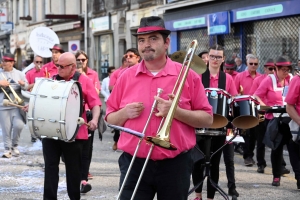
[201, 69, 226, 90]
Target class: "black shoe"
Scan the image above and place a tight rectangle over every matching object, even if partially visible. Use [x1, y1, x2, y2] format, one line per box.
[272, 177, 280, 186]
[244, 157, 253, 166]
[234, 146, 244, 155]
[228, 187, 239, 197]
[281, 167, 290, 175]
[251, 158, 256, 165]
[31, 137, 37, 142]
[80, 183, 92, 193]
[257, 165, 265, 173]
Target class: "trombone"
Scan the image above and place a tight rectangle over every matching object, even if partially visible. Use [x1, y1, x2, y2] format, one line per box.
[1, 73, 24, 105]
[117, 40, 201, 200]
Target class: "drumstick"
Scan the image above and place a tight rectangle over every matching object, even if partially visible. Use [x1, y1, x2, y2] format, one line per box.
[3, 99, 24, 109]
[77, 117, 90, 127]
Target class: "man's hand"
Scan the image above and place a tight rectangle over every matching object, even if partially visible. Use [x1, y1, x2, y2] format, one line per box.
[0, 80, 10, 87]
[22, 104, 29, 112]
[125, 102, 144, 119]
[154, 95, 173, 117]
[18, 80, 25, 86]
[88, 119, 98, 131]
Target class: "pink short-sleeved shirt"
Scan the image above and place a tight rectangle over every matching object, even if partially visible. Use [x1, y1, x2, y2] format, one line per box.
[61, 73, 102, 140]
[254, 74, 290, 119]
[285, 75, 300, 116]
[40, 61, 58, 78]
[249, 74, 268, 95]
[229, 71, 238, 81]
[86, 67, 101, 91]
[200, 73, 238, 96]
[105, 57, 212, 161]
[25, 68, 44, 84]
[235, 70, 261, 95]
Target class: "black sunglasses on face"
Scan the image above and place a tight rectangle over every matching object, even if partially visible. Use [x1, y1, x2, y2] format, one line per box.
[225, 68, 235, 71]
[249, 63, 258, 66]
[35, 61, 43, 64]
[77, 59, 86, 62]
[268, 68, 275, 71]
[56, 63, 73, 69]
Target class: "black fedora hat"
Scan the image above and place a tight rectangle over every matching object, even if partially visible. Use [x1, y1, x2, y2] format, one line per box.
[275, 56, 292, 69]
[198, 51, 208, 58]
[132, 16, 171, 36]
[224, 59, 236, 69]
[264, 58, 275, 67]
[49, 44, 64, 53]
[2, 53, 15, 61]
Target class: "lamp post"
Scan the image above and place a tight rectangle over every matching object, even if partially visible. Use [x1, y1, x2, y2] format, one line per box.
[84, 0, 87, 53]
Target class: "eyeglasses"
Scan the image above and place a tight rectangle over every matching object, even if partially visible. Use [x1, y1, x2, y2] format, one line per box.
[124, 54, 137, 59]
[249, 63, 258, 66]
[77, 59, 86, 62]
[267, 68, 275, 71]
[35, 61, 43, 64]
[56, 63, 73, 69]
[209, 55, 223, 60]
[225, 68, 235, 71]
[2, 60, 11, 63]
[279, 68, 290, 73]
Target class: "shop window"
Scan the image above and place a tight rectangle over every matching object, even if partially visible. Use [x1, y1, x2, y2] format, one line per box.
[114, 0, 127, 9]
[93, 0, 105, 14]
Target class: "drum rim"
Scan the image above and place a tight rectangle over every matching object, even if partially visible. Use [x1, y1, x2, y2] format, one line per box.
[205, 87, 231, 97]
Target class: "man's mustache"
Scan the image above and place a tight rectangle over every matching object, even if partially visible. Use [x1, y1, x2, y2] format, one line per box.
[142, 48, 155, 53]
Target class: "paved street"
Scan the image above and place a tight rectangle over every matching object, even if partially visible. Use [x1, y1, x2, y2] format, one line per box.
[0, 125, 300, 200]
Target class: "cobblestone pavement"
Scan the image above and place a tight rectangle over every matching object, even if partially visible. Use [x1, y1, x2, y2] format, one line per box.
[0, 126, 299, 200]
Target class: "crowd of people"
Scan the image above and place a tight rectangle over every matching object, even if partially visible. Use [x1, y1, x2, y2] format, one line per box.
[1, 15, 300, 200]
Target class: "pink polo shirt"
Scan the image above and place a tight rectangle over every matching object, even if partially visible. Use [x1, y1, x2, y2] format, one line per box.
[235, 70, 261, 95]
[40, 61, 58, 78]
[228, 71, 238, 80]
[200, 73, 238, 96]
[109, 67, 123, 87]
[85, 67, 101, 91]
[25, 68, 44, 84]
[106, 57, 212, 161]
[254, 74, 290, 119]
[285, 75, 300, 116]
[62, 73, 102, 140]
[249, 74, 268, 95]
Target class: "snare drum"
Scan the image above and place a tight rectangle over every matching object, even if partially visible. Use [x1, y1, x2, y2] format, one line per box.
[27, 78, 83, 141]
[205, 88, 231, 128]
[230, 95, 259, 129]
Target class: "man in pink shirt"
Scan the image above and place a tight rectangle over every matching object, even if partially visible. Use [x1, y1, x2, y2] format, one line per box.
[224, 59, 238, 80]
[23, 52, 101, 199]
[25, 55, 44, 91]
[234, 54, 261, 167]
[109, 57, 128, 91]
[286, 74, 300, 190]
[106, 16, 213, 200]
[40, 44, 64, 78]
[193, 45, 238, 200]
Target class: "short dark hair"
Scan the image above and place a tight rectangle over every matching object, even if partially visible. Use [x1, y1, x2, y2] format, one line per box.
[126, 48, 140, 57]
[75, 50, 89, 59]
[108, 66, 116, 74]
[209, 44, 224, 52]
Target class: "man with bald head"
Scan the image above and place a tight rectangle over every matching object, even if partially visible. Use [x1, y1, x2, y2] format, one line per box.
[24, 52, 101, 200]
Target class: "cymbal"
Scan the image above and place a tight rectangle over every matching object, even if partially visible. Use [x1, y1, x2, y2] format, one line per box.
[170, 51, 207, 75]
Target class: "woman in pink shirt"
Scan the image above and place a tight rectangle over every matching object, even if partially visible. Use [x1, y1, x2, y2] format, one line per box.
[254, 56, 293, 187]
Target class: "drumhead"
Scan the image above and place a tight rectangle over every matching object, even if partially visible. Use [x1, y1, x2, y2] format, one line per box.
[232, 115, 259, 129]
[64, 82, 82, 140]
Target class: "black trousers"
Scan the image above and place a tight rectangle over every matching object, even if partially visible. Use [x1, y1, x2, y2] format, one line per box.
[80, 131, 94, 181]
[42, 139, 82, 200]
[287, 139, 300, 180]
[223, 143, 236, 189]
[118, 151, 193, 200]
[192, 135, 226, 199]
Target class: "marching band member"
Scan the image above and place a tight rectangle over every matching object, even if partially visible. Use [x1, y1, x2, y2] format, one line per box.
[101, 66, 116, 103]
[23, 52, 101, 200]
[75, 50, 101, 193]
[109, 48, 140, 151]
[106, 16, 212, 200]
[193, 45, 239, 200]
[0, 53, 29, 158]
[224, 59, 238, 80]
[285, 73, 300, 189]
[25, 55, 44, 91]
[198, 51, 209, 66]
[253, 56, 292, 187]
[40, 44, 64, 78]
[234, 55, 261, 166]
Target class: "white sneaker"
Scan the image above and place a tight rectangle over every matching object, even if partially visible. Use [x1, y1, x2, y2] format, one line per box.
[12, 147, 20, 157]
[2, 150, 12, 158]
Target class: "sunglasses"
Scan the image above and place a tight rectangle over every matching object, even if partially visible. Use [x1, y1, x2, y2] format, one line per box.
[279, 68, 290, 73]
[77, 59, 86, 62]
[268, 68, 275, 71]
[35, 61, 43, 64]
[124, 54, 137, 59]
[249, 63, 258, 66]
[56, 63, 73, 69]
[225, 68, 235, 71]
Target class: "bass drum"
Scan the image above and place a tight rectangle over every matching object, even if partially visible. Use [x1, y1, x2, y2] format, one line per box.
[27, 78, 82, 142]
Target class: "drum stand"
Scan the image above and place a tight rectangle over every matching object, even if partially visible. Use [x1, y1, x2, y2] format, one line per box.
[189, 129, 239, 200]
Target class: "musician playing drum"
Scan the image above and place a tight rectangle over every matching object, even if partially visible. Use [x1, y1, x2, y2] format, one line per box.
[285, 72, 300, 189]
[193, 45, 239, 200]
[0, 53, 29, 158]
[253, 56, 293, 187]
[23, 52, 101, 200]
[105, 16, 213, 200]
